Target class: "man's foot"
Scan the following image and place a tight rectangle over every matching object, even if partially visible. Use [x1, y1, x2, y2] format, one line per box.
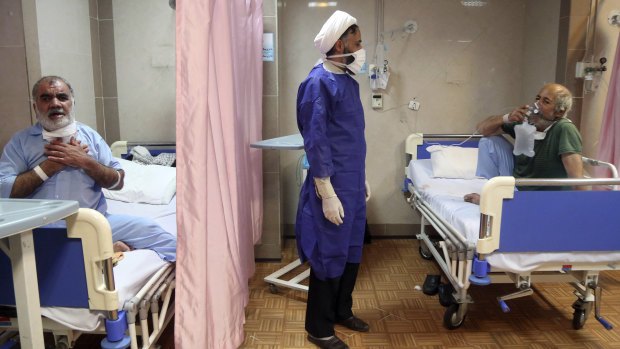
[113, 241, 132, 253]
[307, 334, 349, 349]
[338, 316, 370, 332]
[423, 274, 441, 295]
[464, 193, 480, 205]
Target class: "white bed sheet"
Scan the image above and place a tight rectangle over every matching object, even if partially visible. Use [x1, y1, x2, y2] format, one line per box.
[40, 197, 176, 331]
[407, 159, 620, 273]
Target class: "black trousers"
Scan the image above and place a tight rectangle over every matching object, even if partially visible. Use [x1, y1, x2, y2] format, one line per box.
[305, 262, 360, 338]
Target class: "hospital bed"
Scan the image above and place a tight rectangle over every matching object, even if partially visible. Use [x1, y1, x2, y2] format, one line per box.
[404, 133, 620, 330]
[0, 142, 177, 349]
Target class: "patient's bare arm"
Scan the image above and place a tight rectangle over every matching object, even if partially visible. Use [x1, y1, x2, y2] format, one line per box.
[9, 159, 67, 198]
[562, 153, 586, 191]
[477, 106, 530, 137]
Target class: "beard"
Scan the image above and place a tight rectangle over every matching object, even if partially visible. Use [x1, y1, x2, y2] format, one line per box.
[36, 107, 75, 131]
[343, 45, 355, 65]
[532, 115, 556, 130]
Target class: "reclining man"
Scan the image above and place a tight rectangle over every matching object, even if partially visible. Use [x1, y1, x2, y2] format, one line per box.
[0, 76, 176, 261]
[464, 83, 584, 205]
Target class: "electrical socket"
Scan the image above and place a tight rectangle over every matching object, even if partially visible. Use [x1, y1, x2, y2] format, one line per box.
[408, 100, 420, 111]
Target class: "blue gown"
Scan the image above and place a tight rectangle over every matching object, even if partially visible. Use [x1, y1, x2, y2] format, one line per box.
[295, 64, 366, 281]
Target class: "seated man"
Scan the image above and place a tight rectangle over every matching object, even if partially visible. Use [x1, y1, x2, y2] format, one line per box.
[0, 76, 176, 261]
[464, 83, 584, 205]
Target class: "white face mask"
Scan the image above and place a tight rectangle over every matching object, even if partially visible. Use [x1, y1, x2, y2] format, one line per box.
[327, 49, 366, 75]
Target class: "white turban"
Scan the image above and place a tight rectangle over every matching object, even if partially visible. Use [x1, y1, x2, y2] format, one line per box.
[314, 10, 357, 56]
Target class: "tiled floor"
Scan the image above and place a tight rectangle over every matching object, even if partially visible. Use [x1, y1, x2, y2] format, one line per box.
[241, 238, 620, 348]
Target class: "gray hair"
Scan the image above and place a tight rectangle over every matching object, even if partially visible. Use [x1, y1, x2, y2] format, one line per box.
[31, 76, 75, 101]
[554, 89, 572, 117]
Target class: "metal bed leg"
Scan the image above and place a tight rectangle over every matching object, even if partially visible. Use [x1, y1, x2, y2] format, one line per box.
[571, 277, 613, 330]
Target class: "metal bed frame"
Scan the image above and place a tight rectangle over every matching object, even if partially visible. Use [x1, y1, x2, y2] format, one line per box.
[405, 133, 620, 330]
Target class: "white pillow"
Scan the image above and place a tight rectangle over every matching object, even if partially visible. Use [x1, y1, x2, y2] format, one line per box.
[426, 145, 479, 179]
[103, 158, 176, 204]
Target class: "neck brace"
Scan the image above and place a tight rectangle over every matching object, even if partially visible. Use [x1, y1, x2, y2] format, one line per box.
[42, 121, 77, 143]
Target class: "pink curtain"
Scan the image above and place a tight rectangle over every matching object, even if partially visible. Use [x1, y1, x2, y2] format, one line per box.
[596, 33, 620, 178]
[175, 0, 263, 348]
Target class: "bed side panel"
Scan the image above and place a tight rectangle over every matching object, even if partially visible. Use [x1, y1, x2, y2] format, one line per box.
[497, 190, 620, 252]
[0, 228, 89, 308]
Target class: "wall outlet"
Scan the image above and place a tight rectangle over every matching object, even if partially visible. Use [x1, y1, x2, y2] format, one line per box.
[372, 94, 383, 109]
[408, 100, 420, 111]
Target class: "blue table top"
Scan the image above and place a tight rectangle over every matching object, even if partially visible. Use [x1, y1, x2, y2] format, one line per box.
[250, 134, 304, 150]
[0, 199, 79, 238]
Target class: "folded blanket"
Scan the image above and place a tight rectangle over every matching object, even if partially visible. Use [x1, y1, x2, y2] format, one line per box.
[130, 146, 176, 167]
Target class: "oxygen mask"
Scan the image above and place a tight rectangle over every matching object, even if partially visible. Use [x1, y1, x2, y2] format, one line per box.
[526, 102, 541, 124]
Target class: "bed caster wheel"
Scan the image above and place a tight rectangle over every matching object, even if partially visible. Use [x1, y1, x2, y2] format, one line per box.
[443, 303, 467, 330]
[269, 284, 279, 294]
[573, 309, 587, 330]
[571, 299, 592, 330]
[419, 245, 434, 261]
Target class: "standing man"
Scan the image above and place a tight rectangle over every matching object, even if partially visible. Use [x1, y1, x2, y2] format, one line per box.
[295, 10, 371, 349]
[0, 76, 176, 261]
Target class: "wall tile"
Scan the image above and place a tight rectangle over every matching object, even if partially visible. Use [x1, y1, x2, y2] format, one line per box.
[99, 18, 118, 99]
[95, 97, 104, 136]
[0, 47, 29, 100]
[99, 20, 116, 60]
[98, 0, 113, 20]
[262, 96, 280, 172]
[263, 15, 278, 96]
[568, 15, 588, 50]
[570, 0, 591, 16]
[559, 0, 571, 18]
[101, 57, 118, 98]
[90, 18, 102, 97]
[262, 96, 279, 139]
[565, 48, 586, 98]
[384, 224, 417, 237]
[368, 224, 386, 236]
[263, 61, 278, 96]
[0, 0, 25, 46]
[0, 45, 30, 149]
[103, 97, 120, 144]
[256, 172, 282, 259]
[568, 97, 582, 130]
[89, 0, 97, 18]
[556, 17, 570, 83]
[263, 0, 276, 17]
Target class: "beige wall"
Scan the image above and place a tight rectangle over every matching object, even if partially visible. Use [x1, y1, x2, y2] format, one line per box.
[278, 0, 562, 233]
[113, 0, 176, 142]
[521, 0, 561, 101]
[35, 0, 97, 129]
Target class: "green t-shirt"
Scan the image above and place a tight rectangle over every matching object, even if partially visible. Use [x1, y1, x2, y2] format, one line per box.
[502, 118, 582, 191]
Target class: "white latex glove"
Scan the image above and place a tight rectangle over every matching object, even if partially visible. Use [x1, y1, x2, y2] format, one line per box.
[322, 196, 345, 226]
[365, 179, 371, 202]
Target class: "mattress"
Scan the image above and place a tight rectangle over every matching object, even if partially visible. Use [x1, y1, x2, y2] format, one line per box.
[407, 159, 620, 273]
[40, 197, 176, 331]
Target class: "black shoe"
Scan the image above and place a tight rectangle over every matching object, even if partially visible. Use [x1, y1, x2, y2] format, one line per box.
[307, 335, 349, 349]
[338, 316, 370, 332]
[423, 274, 441, 295]
[438, 282, 455, 307]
